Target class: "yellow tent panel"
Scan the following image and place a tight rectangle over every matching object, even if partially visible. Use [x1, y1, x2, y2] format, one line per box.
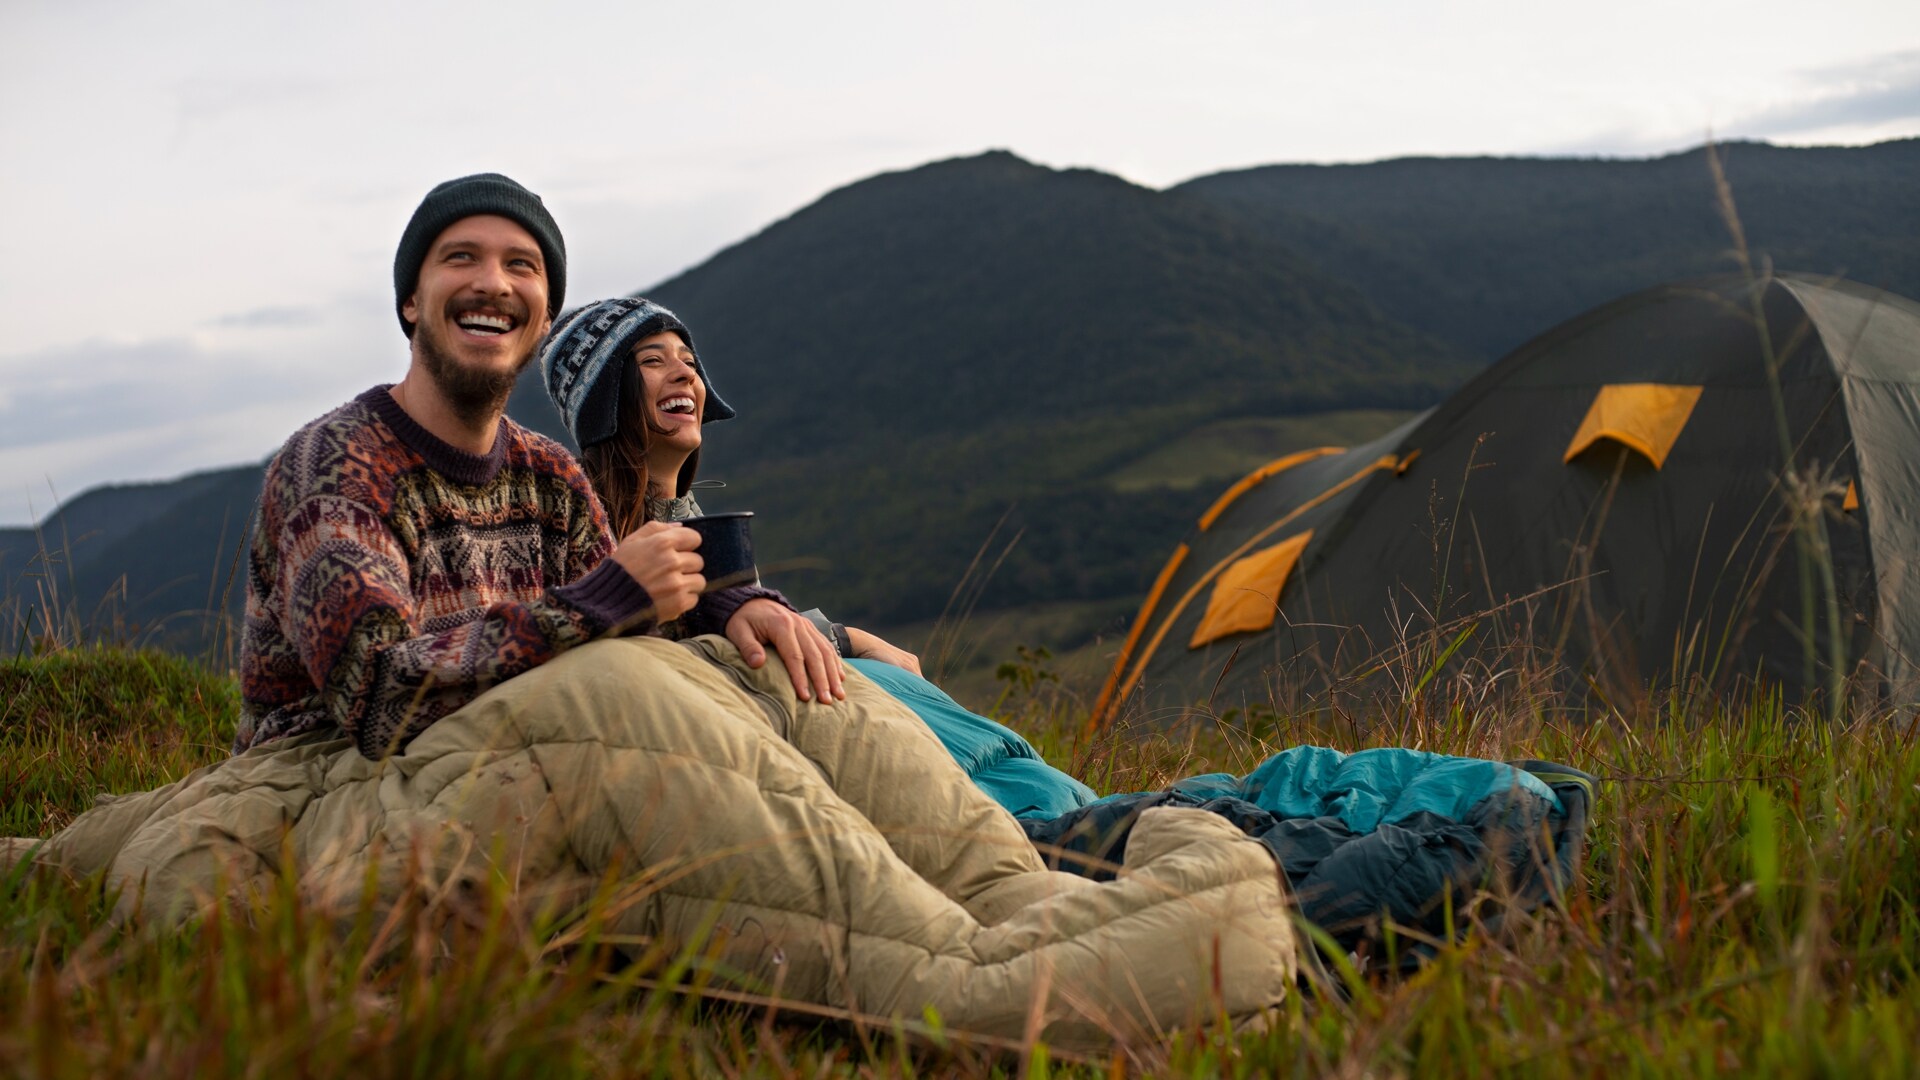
[1563, 383, 1704, 469]
[1189, 530, 1313, 649]
[1094, 453, 1406, 728]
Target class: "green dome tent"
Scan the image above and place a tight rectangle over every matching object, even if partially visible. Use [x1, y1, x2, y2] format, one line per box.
[1094, 274, 1920, 726]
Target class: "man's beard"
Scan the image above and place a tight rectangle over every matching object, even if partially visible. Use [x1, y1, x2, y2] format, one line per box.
[415, 318, 537, 428]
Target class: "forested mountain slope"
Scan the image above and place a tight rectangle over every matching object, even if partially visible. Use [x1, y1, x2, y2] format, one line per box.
[1177, 139, 1920, 358]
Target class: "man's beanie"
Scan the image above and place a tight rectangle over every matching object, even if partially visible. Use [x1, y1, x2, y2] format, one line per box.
[540, 296, 737, 449]
[393, 173, 567, 337]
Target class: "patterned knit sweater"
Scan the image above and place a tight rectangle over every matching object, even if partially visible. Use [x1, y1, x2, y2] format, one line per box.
[237, 386, 751, 759]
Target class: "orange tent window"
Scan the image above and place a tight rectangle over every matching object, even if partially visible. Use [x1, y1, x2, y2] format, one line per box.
[1844, 480, 1860, 512]
[1563, 384, 1705, 470]
[1189, 530, 1313, 649]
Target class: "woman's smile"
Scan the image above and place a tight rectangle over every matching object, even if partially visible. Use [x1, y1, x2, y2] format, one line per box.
[633, 329, 706, 454]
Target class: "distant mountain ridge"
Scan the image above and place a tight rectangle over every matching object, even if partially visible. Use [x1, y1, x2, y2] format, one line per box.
[8, 139, 1914, 656]
[1, 464, 263, 651]
[1175, 139, 1920, 358]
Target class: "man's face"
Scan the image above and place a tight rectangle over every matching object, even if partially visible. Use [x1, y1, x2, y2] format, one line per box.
[633, 330, 705, 458]
[403, 214, 552, 420]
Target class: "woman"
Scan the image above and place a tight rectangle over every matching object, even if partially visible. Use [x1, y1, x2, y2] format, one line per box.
[553, 298, 921, 673]
[541, 296, 864, 707]
[539, 296, 1098, 820]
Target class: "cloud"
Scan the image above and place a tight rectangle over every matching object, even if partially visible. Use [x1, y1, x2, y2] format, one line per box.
[0, 301, 405, 524]
[1739, 49, 1920, 135]
[212, 305, 320, 329]
[1533, 49, 1920, 160]
[0, 337, 214, 451]
[0, 403, 291, 529]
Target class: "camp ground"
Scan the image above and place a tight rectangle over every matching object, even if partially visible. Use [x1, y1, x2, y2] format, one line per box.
[1094, 273, 1920, 726]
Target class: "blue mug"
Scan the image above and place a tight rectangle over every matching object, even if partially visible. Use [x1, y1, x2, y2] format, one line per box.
[683, 512, 757, 592]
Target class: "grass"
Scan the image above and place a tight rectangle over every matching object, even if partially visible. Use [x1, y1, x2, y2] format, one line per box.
[0, 648, 235, 836]
[3, 645, 1916, 1077]
[3, 143, 1912, 1078]
[1104, 410, 1420, 493]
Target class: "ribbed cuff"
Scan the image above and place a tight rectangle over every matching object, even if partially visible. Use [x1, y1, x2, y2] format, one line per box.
[682, 585, 791, 638]
[553, 559, 656, 634]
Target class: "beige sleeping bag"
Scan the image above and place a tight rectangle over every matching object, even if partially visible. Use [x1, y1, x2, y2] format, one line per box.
[18, 635, 1295, 1044]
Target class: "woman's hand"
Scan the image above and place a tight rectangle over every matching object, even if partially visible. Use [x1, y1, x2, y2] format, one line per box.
[608, 521, 704, 622]
[846, 627, 922, 677]
[727, 599, 846, 703]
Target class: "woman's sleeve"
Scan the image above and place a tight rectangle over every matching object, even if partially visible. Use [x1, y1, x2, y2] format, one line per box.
[677, 583, 793, 638]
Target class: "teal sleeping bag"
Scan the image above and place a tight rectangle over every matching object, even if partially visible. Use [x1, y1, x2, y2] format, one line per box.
[848, 659, 1095, 819]
[853, 659, 1594, 956]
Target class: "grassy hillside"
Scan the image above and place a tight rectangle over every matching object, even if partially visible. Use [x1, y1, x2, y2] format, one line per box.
[0, 648, 235, 835]
[3, 647, 1917, 1075]
[1104, 408, 1418, 492]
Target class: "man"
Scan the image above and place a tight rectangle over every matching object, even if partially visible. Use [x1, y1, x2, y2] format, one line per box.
[235, 172, 841, 759]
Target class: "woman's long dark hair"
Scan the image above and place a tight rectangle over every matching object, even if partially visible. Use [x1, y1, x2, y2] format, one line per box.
[579, 359, 701, 538]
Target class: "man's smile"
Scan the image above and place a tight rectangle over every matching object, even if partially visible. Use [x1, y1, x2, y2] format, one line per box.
[450, 302, 526, 342]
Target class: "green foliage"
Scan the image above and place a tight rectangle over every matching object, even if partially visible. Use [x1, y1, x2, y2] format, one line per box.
[994, 645, 1059, 695]
[0, 647, 236, 835]
[992, 644, 1062, 727]
[4, 647, 1918, 1076]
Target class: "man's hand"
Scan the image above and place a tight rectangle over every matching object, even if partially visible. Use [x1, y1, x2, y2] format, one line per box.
[845, 626, 922, 677]
[727, 598, 845, 702]
[608, 521, 703, 622]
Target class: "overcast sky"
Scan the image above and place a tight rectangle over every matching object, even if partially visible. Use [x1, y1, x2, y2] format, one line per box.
[2, 0, 1917, 525]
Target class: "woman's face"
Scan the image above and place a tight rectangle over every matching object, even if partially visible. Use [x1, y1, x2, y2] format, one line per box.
[632, 329, 705, 458]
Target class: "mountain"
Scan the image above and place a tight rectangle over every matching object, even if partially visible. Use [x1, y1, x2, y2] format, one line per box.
[11, 141, 1917, 662]
[1175, 139, 1920, 359]
[1, 464, 264, 652]
[628, 150, 1469, 625]
[647, 150, 1466, 454]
